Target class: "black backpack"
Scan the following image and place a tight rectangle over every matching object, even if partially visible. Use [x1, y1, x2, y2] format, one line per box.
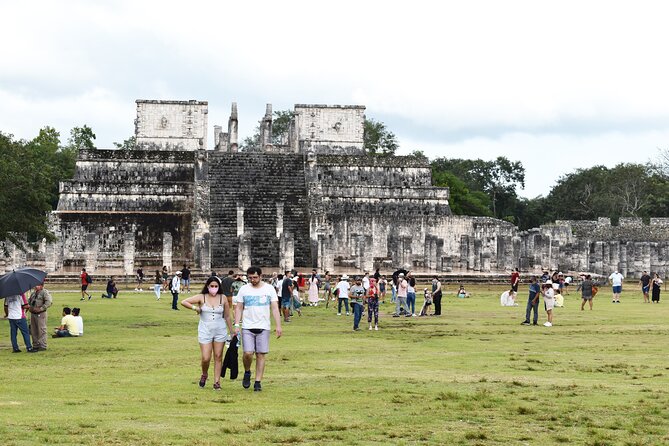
[86, 274, 93, 284]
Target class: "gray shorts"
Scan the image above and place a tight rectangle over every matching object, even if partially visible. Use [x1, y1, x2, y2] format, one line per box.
[242, 328, 270, 354]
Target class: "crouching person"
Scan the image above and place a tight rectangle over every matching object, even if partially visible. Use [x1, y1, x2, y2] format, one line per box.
[53, 307, 80, 337]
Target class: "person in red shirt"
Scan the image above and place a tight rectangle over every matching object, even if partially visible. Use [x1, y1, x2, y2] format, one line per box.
[511, 268, 520, 294]
[80, 268, 91, 301]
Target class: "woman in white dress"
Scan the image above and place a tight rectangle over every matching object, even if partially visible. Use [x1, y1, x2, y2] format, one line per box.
[308, 270, 320, 306]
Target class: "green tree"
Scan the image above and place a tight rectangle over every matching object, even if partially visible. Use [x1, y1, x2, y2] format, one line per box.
[546, 163, 669, 223]
[431, 170, 492, 216]
[68, 125, 96, 151]
[113, 136, 136, 150]
[364, 118, 398, 156]
[431, 156, 525, 221]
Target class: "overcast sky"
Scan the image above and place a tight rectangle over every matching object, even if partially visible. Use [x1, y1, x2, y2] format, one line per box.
[2, 1, 668, 198]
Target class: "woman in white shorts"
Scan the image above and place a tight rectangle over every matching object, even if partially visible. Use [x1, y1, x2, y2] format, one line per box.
[541, 281, 555, 327]
[181, 277, 233, 390]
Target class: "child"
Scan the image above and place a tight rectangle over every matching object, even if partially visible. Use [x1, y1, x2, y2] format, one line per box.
[72, 307, 84, 336]
[418, 288, 432, 316]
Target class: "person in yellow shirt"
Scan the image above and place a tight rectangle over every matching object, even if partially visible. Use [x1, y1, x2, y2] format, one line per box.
[53, 307, 80, 337]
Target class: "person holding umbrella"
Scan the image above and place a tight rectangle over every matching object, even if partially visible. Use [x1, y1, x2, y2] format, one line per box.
[28, 282, 53, 351]
[3, 293, 37, 353]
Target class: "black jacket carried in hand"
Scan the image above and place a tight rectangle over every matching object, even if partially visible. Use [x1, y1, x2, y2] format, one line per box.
[222, 335, 239, 380]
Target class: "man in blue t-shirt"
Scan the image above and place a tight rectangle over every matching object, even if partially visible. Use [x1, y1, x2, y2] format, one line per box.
[521, 277, 541, 326]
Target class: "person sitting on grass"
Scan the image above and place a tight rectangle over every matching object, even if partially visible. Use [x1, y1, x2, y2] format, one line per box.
[457, 285, 470, 298]
[72, 307, 83, 336]
[53, 307, 80, 337]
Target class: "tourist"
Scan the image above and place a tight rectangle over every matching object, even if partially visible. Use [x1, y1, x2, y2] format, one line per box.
[308, 269, 320, 306]
[135, 267, 144, 291]
[577, 274, 595, 310]
[28, 282, 52, 351]
[335, 274, 350, 316]
[432, 277, 443, 315]
[170, 271, 182, 310]
[373, 268, 381, 282]
[639, 271, 651, 303]
[231, 273, 246, 301]
[233, 266, 282, 392]
[72, 307, 83, 336]
[80, 268, 92, 301]
[362, 272, 370, 292]
[394, 273, 410, 317]
[651, 273, 662, 303]
[457, 285, 469, 298]
[406, 276, 417, 317]
[101, 276, 118, 299]
[182, 264, 191, 293]
[608, 270, 624, 303]
[162, 266, 170, 291]
[541, 281, 555, 327]
[153, 270, 162, 300]
[521, 277, 541, 325]
[291, 283, 303, 317]
[269, 272, 278, 292]
[366, 278, 380, 330]
[53, 307, 80, 337]
[378, 276, 387, 303]
[540, 270, 550, 284]
[3, 293, 37, 353]
[322, 271, 333, 306]
[511, 268, 520, 295]
[349, 277, 366, 331]
[500, 289, 517, 306]
[180, 276, 233, 391]
[418, 288, 432, 317]
[280, 270, 294, 322]
[220, 270, 235, 309]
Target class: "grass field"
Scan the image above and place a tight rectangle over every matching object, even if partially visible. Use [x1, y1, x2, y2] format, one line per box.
[1, 283, 668, 445]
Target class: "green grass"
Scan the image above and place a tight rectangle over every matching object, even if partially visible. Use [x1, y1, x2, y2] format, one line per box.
[1, 285, 668, 445]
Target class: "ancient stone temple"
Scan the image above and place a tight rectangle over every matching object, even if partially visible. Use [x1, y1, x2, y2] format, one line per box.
[2, 99, 668, 280]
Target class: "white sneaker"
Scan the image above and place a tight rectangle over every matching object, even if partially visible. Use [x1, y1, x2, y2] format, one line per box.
[374, 325, 378, 331]
[412, 313, 417, 317]
[369, 325, 373, 330]
[543, 321, 552, 327]
[337, 313, 341, 316]
[346, 312, 350, 316]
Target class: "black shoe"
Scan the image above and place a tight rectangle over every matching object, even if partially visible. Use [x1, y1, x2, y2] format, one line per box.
[521, 321, 530, 325]
[36, 347, 47, 351]
[27, 349, 38, 353]
[242, 371, 252, 389]
[532, 322, 538, 326]
[254, 381, 262, 392]
[12, 349, 21, 353]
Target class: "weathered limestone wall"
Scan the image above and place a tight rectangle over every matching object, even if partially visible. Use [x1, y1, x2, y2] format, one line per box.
[519, 218, 669, 278]
[293, 105, 365, 154]
[50, 147, 197, 273]
[135, 100, 208, 151]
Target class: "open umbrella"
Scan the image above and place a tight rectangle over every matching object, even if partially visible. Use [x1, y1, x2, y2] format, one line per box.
[0, 268, 47, 298]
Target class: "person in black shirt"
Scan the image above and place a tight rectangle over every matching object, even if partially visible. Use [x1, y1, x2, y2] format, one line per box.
[182, 264, 192, 292]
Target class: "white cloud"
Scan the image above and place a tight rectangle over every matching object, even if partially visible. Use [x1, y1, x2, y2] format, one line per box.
[1, 0, 669, 196]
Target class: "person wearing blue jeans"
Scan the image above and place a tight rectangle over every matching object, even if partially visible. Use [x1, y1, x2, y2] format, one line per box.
[349, 278, 366, 330]
[4, 294, 36, 353]
[521, 277, 541, 326]
[406, 288, 416, 316]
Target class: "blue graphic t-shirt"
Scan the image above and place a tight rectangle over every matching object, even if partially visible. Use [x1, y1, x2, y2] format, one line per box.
[234, 282, 278, 330]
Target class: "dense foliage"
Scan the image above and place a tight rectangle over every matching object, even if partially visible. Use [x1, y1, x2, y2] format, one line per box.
[0, 127, 90, 253]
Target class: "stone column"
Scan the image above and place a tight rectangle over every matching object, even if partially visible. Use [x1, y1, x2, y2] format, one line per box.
[228, 102, 238, 152]
[198, 233, 211, 273]
[361, 235, 374, 273]
[85, 233, 98, 272]
[213, 125, 222, 150]
[163, 232, 173, 272]
[322, 234, 335, 273]
[260, 104, 273, 150]
[280, 232, 295, 272]
[276, 202, 284, 238]
[123, 233, 135, 276]
[237, 204, 245, 237]
[238, 233, 251, 271]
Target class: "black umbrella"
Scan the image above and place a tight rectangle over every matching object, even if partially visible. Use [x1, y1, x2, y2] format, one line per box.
[0, 268, 47, 298]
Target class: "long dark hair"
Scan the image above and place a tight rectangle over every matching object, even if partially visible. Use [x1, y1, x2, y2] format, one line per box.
[201, 276, 222, 295]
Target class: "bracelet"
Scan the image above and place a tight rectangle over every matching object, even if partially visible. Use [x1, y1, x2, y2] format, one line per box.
[234, 323, 240, 327]
[192, 305, 199, 311]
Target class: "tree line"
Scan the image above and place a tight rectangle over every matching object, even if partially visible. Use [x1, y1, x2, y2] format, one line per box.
[2, 119, 668, 256]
